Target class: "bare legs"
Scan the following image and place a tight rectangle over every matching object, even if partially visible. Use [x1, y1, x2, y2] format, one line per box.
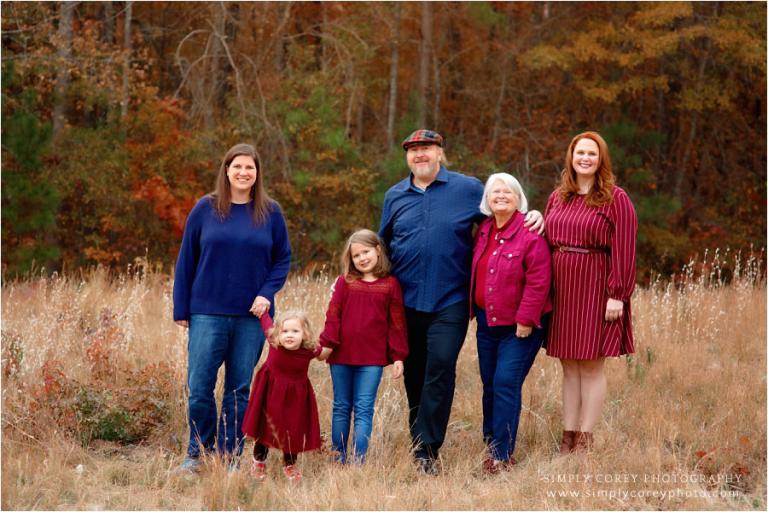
[559, 358, 606, 433]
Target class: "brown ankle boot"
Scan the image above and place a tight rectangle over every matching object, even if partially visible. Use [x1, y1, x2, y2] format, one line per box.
[573, 431, 593, 452]
[559, 430, 577, 455]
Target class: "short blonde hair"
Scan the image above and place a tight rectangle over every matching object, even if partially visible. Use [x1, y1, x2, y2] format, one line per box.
[479, 172, 529, 216]
[269, 310, 316, 350]
[340, 229, 391, 282]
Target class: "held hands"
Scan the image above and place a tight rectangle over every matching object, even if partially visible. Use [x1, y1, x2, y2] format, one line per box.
[317, 347, 333, 361]
[523, 210, 545, 235]
[391, 360, 404, 379]
[175, 320, 189, 328]
[249, 296, 270, 318]
[605, 298, 624, 322]
[516, 324, 532, 338]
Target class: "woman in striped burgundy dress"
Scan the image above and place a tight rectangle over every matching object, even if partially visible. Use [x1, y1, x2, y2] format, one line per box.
[544, 131, 637, 453]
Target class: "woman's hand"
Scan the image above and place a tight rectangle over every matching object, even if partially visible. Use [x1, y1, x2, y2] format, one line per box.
[317, 347, 333, 361]
[524, 210, 545, 235]
[175, 320, 189, 328]
[605, 298, 624, 322]
[391, 360, 404, 379]
[516, 324, 532, 338]
[249, 296, 270, 318]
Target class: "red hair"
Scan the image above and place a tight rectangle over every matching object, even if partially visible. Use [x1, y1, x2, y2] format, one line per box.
[558, 131, 615, 207]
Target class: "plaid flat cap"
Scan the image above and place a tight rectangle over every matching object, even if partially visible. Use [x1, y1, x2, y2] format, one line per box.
[402, 129, 444, 150]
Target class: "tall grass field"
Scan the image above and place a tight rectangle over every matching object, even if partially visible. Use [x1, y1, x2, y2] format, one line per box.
[2, 250, 765, 510]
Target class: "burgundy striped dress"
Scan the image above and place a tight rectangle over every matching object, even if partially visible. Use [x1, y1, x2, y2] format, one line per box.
[544, 186, 637, 359]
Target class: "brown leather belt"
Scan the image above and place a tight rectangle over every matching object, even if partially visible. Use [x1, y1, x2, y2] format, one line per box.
[555, 246, 604, 254]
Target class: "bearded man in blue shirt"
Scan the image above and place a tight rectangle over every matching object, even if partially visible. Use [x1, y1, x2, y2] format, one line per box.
[379, 129, 543, 474]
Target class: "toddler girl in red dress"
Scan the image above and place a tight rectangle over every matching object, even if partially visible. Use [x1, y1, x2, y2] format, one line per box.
[241, 311, 323, 481]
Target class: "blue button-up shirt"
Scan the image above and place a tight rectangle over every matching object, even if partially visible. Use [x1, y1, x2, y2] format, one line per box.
[379, 167, 485, 313]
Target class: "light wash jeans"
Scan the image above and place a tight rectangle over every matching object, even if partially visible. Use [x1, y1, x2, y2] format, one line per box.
[329, 364, 384, 464]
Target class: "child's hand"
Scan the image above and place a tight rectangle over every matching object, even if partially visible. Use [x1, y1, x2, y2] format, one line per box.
[317, 347, 333, 361]
[391, 360, 404, 379]
[249, 295, 270, 318]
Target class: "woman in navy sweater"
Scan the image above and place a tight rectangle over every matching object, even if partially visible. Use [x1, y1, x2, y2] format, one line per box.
[173, 143, 291, 472]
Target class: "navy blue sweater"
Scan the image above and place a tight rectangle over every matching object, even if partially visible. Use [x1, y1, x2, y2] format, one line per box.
[173, 196, 292, 321]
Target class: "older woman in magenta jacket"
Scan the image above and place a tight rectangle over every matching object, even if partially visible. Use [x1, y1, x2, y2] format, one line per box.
[470, 172, 552, 474]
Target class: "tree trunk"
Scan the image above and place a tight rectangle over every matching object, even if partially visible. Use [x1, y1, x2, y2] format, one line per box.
[320, 1, 328, 73]
[418, 1, 432, 128]
[386, 3, 400, 148]
[121, 1, 132, 119]
[356, 84, 365, 143]
[53, 1, 76, 140]
[205, 2, 226, 130]
[655, 74, 668, 187]
[345, 80, 356, 139]
[490, 56, 509, 153]
[675, 3, 717, 198]
[102, 1, 114, 44]
[272, 3, 292, 73]
[432, 51, 440, 131]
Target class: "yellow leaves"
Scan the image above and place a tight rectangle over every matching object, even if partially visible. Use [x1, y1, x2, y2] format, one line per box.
[577, 75, 670, 103]
[570, 30, 615, 63]
[636, 31, 684, 60]
[708, 20, 767, 72]
[315, 149, 338, 162]
[631, 2, 693, 29]
[521, 3, 761, 111]
[679, 82, 737, 113]
[519, 45, 572, 71]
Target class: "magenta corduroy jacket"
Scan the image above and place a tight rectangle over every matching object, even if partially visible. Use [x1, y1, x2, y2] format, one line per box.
[470, 213, 553, 328]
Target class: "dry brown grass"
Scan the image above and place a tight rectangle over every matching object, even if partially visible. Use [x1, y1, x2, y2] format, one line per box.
[2, 251, 766, 510]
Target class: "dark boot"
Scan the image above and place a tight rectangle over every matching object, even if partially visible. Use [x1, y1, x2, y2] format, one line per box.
[559, 430, 577, 455]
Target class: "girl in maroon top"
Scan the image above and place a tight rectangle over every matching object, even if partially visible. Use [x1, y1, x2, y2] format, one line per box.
[544, 131, 637, 454]
[242, 311, 323, 482]
[319, 229, 409, 464]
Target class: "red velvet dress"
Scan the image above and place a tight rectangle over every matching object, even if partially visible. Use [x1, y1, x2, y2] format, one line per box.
[241, 317, 321, 453]
[544, 187, 637, 360]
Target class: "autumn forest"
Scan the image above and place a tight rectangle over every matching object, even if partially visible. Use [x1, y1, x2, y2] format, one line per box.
[2, 1, 766, 279]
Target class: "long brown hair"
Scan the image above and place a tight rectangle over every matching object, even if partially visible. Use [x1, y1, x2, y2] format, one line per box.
[558, 131, 615, 207]
[210, 143, 274, 224]
[340, 229, 391, 282]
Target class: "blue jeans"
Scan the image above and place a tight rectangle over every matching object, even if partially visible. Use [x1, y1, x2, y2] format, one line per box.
[329, 364, 384, 464]
[187, 314, 265, 459]
[475, 308, 546, 462]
